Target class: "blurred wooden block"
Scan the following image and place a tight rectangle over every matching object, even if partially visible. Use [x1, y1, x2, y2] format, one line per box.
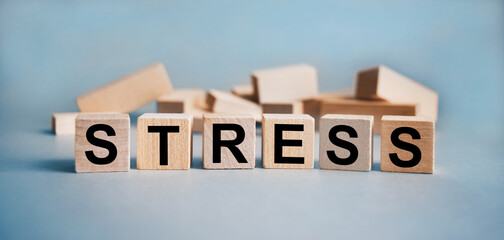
[355, 65, 438, 120]
[381, 116, 434, 174]
[158, 88, 208, 113]
[207, 89, 262, 121]
[252, 64, 318, 104]
[302, 90, 353, 129]
[232, 84, 257, 102]
[203, 114, 256, 169]
[319, 114, 373, 171]
[51, 112, 79, 135]
[137, 113, 193, 170]
[77, 62, 173, 113]
[192, 109, 211, 133]
[75, 113, 130, 173]
[262, 114, 315, 169]
[320, 97, 416, 133]
[262, 101, 303, 114]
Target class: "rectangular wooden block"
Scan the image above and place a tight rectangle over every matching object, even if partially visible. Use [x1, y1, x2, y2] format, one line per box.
[158, 88, 208, 113]
[231, 84, 257, 102]
[319, 114, 373, 171]
[381, 116, 435, 174]
[320, 97, 416, 133]
[203, 114, 256, 169]
[75, 113, 130, 173]
[301, 89, 353, 130]
[51, 112, 79, 135]
[77, 62, 173, 113]
[262, 114, 315, 169]
[137, 113, 193, 170]
[207, 89, 262, 121]
[252, 64, 318, 103]
[192, 109, 211, 133]
[262, 101, 303, 114]
[355, 65, 438, 120]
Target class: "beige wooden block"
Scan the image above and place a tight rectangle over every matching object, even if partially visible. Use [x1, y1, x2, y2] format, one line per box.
[207, 89, 262, 121]
[262, 114, 315, 169]
[137, 113, 193, 170]
[320, 97, 416, 133]
[77, 62, 173, 113]
[301, 90, 353, 130]
[192, 109, 211, 133]
[381, 116, 434, 174]
[355, 65, 438, 120]
[158, 88, 208, 113]
[51, 112, 79, 135]
[232, 84, 257, 102]
[252, 64, 318, 104]
[262, 101, 303, 114]
[75, 113, 130, 173]
[202, 114, 256, 169]
[319, 114, 373, 171]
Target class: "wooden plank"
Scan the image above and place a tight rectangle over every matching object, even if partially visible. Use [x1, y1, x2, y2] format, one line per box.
[380, 116, 435, 174]
[51, 112, 79, 135]
[77, 62, 173, 113]
[319, 114, 373, 171]
[231, 84, 257, 102]
[262, 114, 315, 169]
[355, 65, 438, 120]
[320, 97, 416, 133]
[158, 88, 208, 113]
[75, 113, 130, 173]
[137, 113, 193, 170]
[206, 89, 262, 121]
[202, 114, 256, 169]
[262, 101, 303, 114]
[252, 64, 318, 103]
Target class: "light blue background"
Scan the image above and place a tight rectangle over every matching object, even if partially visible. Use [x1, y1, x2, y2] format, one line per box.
[1, 0, 503, 239]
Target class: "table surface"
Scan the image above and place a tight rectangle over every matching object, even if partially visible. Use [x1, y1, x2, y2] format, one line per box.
[1, 1, 503, 239]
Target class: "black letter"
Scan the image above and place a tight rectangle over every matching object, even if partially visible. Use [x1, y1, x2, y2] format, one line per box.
[274, 124, 304, 164]
[85, 124, 117, 165]
[148, 126, 180, 165]
[327, 125, 358, 165]
[213, 124, 247, 163]
[389, 127, 422, 168]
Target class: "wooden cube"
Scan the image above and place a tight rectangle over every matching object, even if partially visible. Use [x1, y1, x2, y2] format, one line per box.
[137, 113, 193, 170]
[77, 62, 173, 113]
[319, 114, 373, 171]
[381, 116, 435, 174]
[51, 112, 79, 135]
[355, 65, 438, 120]
[203, 114, 256, 169]
[75, 113, 130, 173]
[252, 64, 318, 104]
[262, 114, 315, 169]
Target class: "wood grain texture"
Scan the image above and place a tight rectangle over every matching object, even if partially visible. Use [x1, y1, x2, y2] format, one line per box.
[262, 101, 303, 114]
[75, 113, 130, 173]
[355, 65, 438, 120]
[137, 113, 193, 170]
[206, 89, 262, 121]
[380, 115, 435, 174]
[320, 97, 416, 133]
[157, 88, 208, 113]
[77, 62, 173, 113]
[319, 114, 373, 171]
[231, 84, 257, 102]
[203, 114, 256, 169]
[252, 64, 318, 104]
[262, 114, 315, 169]
[51, 112, 79, 135]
